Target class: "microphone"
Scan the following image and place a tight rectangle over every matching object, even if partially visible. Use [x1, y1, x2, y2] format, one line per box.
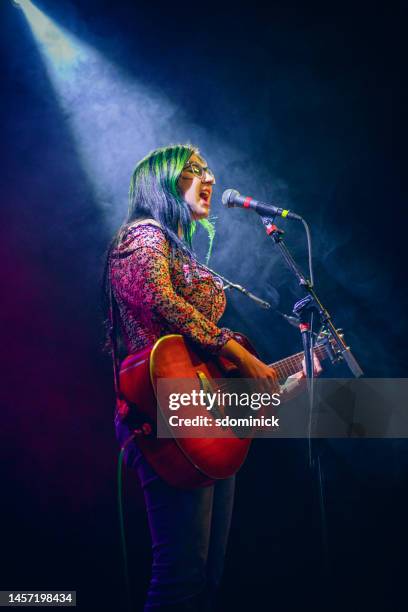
[222, 189, 302, 221]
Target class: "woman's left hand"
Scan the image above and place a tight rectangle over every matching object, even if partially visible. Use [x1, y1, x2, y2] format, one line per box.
[300, 354, 322, 378]
[280, 354, 322, 401]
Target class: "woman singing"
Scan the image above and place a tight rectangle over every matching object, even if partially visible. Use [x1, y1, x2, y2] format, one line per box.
[105, 144, 305, 611]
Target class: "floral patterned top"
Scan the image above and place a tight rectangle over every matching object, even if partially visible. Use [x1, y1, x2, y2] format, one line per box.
[109, 222, 234, 355]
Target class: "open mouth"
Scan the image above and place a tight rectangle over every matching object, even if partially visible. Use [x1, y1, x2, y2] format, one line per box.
[199, 191, 210, 203]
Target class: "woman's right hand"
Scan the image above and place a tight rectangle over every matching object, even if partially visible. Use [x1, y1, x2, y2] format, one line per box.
[220, 338, 280, 394]
[236, 351, 280, 394]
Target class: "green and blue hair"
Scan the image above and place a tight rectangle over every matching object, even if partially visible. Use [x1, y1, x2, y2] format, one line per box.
[125, 143, 215, 258]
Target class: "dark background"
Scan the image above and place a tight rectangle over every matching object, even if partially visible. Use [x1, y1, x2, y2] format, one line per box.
[1, 1, 407, 610]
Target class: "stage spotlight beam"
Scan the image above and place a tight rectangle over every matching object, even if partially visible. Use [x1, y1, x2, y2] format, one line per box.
[13, 0, 32, 8]
[12, 0, 188, 229]
[12, 0, 80, 69]
[13, 0, 236, 235]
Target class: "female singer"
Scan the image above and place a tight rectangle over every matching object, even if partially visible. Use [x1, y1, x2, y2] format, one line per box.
[105, 144, 311, 611]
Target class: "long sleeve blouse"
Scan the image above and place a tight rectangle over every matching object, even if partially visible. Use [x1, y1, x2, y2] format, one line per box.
[109, 223, 233, 355]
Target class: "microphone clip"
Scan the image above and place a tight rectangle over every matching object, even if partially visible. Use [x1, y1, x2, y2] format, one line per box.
[260, 216, 285, 240]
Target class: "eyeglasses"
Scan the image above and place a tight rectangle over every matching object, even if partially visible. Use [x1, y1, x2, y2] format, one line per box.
[181, 162, 216, 183]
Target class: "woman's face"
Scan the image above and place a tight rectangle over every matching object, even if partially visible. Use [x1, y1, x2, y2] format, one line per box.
[177, 153, 215, 220]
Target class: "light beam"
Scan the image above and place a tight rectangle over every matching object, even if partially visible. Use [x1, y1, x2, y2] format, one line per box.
[13, 0, 187, 227]
[13, 0, 266, 242]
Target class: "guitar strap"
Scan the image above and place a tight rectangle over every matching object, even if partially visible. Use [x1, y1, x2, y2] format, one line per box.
[108, 278, 122, 400]
[108, 267, 153, 435]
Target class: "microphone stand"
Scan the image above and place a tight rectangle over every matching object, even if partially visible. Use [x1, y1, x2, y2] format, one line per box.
[259, 217, 363, 379]
[259, 214, 363, 573]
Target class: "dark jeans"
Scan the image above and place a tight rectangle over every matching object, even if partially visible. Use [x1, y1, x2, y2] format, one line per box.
[116, 418, 236, 611]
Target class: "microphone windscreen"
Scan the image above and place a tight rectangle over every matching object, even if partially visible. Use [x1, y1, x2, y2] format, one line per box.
[221, 188, 240, 207]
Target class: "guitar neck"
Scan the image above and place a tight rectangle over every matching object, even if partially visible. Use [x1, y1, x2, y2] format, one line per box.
[269, 343, 328, 381]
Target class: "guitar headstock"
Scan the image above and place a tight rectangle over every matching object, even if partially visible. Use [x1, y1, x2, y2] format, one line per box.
[316, 328, 345, 364]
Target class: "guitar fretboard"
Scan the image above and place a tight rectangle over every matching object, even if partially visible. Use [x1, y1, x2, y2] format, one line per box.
[269, 343, 328, 381]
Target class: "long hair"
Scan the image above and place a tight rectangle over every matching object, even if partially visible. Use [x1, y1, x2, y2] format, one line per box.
[102, 143, 215, 352]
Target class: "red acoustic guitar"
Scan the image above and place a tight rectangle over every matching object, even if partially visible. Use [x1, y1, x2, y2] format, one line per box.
[119, 333, 335, 489]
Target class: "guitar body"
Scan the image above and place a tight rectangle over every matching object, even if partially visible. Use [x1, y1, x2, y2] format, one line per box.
[119, 334, 257, 489]
[119, 331, 334, 488]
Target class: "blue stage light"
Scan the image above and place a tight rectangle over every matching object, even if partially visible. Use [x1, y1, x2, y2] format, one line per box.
[12, 0, 79, 68]
[13, 0, 32, 8]
[12, 0, 184, 229]
[13, 0, 214, 232]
